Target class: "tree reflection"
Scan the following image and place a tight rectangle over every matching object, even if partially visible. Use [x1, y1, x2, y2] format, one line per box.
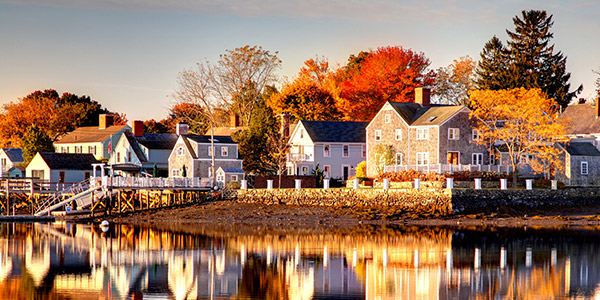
[238, 255, 289, 300]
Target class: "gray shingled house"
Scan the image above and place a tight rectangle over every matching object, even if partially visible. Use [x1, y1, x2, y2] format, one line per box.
[286, 120, 368, 180]
[556, 142, 600, 186]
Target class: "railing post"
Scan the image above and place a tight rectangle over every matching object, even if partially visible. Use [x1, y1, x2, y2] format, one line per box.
[500, 178, 508, 190]
[383, 178, 390, 190]
[414, 178, 420, 189]
[474, 178, 482, 190]
[323, 179, 330, 190]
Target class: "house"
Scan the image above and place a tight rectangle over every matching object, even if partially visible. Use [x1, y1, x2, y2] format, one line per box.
[556, 142, 600, 187]
[0, 148, 24, 177]
[8, 166, 25, 178]
[286, 120, 368, 180]
[204, 114, 247, 136]
[216, 167, 245, 186]
[109, 120, 178, 176]
[560, 102, 600, 148]
[26, 152, 98, 183]
[54, 114, 131, 160]
[168, 124, 243, 178]
[366, 87, 488, 177]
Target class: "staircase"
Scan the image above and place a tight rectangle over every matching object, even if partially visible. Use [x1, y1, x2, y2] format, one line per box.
[34, 179, 102, 216]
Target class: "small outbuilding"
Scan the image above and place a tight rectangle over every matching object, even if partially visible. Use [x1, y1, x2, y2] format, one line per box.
[216, 167, 244, 186]
[7, 166, 25, 178]
[557, 142, 600, 187]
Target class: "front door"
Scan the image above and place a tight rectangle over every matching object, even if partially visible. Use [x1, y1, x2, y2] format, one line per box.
[447, 152, 459, 165]
[342, 166, 349, 181]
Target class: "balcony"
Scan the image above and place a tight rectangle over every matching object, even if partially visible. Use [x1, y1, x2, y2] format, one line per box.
[288, 153, 310, 162]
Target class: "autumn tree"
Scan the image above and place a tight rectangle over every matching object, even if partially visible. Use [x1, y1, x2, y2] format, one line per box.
[268, 57, 341, 122]
[336, 46, 435, 121]
[594, 68, 600, 101]
[469, 88, 567, 187]
[476, 10, 581, 108]
[434, 56, 476, 105]
[0, 89, 112, 147]
[21, 125, 55, 164]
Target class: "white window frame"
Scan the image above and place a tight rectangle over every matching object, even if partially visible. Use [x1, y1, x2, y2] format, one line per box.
[301, 166, 309, 175]
[472, 129, 481, 141]
[231, 175, 238, 182]
[395, 129, 402, 141]
[448, 128, 459, 140]
[324, 165, 330, 178]
[221, 146, 228, 157]
[489, 154, 496, 165]
[385, 113, 391, 123]
[581, 161, 589, 175]
[361, 145, 366, 158]
[342, 144, 349, 158]
[395, 152, 403, 165]
[177, 146, 185, 156]
[417, 128, 429, 140]
[323, 145, 331, 158]
[416, 152, 429, 165]
[472, 153, 483, 165]
[374, 130, 382, 142]
[172, 169, 180, 177]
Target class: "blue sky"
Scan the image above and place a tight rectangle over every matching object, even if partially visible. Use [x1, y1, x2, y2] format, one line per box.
[0, 0, 598, 122]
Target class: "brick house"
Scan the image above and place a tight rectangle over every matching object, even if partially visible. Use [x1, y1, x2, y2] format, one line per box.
[286, 120, 368, 180]
[366, 88, 488, 177]
[168, 124, 243, 179]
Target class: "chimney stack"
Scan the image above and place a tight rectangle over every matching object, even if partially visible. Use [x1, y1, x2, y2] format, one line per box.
[230, 114, 240, 128]
[596, 102, 600, 119]
[415, 87, 431, 107]
[99, 114, 114, 130]
[132, 120, 144, 137]
[176, 123, 189, 136]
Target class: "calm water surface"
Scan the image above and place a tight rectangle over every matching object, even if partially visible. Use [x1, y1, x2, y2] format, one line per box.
[0, 222, 599, 299]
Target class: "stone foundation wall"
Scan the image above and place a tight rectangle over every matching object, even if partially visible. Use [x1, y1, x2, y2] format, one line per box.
[237, 187, 600, 215]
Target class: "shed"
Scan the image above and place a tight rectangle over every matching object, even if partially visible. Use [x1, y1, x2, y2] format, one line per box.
[216, 167, 244, 185]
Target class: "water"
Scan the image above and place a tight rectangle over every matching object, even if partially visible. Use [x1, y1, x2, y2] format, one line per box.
[0, 223, 599, 299]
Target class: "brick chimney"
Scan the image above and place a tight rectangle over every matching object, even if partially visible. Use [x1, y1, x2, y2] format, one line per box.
[596, 102, 600, 119]
[281, 112, 290, 139]
[415, 87, 431, 107]
[176, 123, 189, 136]
[230, 114, 240, 128]
[99, 114, 114, 130]
[132, 120, 144, 137]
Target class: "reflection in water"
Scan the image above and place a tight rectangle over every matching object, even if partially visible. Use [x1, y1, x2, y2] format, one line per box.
[1, 223, 600, 299]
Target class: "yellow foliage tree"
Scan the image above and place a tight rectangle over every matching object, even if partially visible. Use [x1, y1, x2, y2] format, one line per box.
[469, 88, 567, 186]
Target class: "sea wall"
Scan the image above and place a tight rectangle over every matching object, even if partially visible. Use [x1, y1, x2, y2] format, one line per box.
[236, 188, 600, 215]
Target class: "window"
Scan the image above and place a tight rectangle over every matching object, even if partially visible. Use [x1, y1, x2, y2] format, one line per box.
[385, 113, 391, 123]
[0, 158, 5, 168]
[59, 171, 65, 183]
[395, 153, 403, 165]
[416, 153, 429, 165]
[472, 130, 481, 141]
[490, 154, 496, 165]
[75, 146, 82, 153]
[324, 165, 330, 178]
[88, 146, 96, 155]
[472, 153, 483, 165]
[32, 170, 44, 179]
[172, 169, 180, 177]
[448, 128, 459, 140]
[582, 161, 589, 175]
[417, 128, 429, 140]
[447, 152, 459, 165]
[127, 151, 131, 162]
[231, 175, 238, 182]
[301, 166, 308, 175]
[323, 145, 330, 157]
[177, 147, 185, 156]
[395, 129, 402, 141]
[117, 152, 121, 163]
[362, 145, 366, 158]
[375, 130, 382, 141]
[300, 129, 304, 138]
[221, 146, 228, 157]
[62, 147, 68, 153]
[208, 146, 214, 156]
[343, 145, 349, 157]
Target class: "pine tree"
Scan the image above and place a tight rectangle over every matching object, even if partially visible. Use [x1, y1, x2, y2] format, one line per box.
[476, 10, 581, 108]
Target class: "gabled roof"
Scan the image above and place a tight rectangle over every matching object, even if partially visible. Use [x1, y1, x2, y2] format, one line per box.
[2, 148, 23, 163]
[204, 126, 247, 136]
[300, 121, 368, 143]
[135, 133, 178, 150]
[184, 134, 236, 144]
[37, 153, 98, 170]
[562, 142, 600, 156]
[54, 125, 129, 144]
[560, 103, 600, 135]
[217, 167, 244, 173]
[123, 131, 148, 163]
[387, 102, 466, 126]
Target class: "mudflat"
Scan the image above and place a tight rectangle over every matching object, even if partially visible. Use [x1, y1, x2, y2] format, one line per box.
[76, 199, 600, 231]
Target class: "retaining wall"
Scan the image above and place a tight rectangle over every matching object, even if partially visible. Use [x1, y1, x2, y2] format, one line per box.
[236, 188, 600, 215]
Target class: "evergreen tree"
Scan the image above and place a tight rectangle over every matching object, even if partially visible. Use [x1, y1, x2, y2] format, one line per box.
[21, 125, 55, 164]
[476, 10, 581, 108]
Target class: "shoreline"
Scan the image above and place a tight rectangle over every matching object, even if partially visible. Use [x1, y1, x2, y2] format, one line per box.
[70, 199, 600, 232]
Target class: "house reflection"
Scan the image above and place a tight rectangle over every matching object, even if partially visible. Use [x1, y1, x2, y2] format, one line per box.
[0, 224, 600, 299]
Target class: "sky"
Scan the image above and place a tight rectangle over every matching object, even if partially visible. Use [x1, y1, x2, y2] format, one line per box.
[0, 0, 599, 122]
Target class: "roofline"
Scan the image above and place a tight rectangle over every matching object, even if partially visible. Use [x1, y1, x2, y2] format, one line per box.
[366, 101, 411, 129]
[438, 106, 471, 127]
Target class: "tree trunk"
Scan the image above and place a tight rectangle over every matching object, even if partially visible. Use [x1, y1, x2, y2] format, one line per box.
[512, 167, 518, 188]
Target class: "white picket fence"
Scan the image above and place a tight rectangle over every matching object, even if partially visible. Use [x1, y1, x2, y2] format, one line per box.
[383, 164, 514, 174]
[91, 176, 213, 189]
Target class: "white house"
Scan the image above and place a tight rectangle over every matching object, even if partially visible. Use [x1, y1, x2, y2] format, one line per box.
[286, 120, 368, 180]
[168, 124, 244, 178]
[0, 148, 24, 177]
[26, 152, 98, 183]
[54, 114, 130, 160]
[109, 120, 178, 176]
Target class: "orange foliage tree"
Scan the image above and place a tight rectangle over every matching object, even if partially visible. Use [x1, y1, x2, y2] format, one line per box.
[469, 88, 567, 186]
[335, 46, 435, 121]
[0, 89, 113, 147]
[268, 57, 342, 122]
